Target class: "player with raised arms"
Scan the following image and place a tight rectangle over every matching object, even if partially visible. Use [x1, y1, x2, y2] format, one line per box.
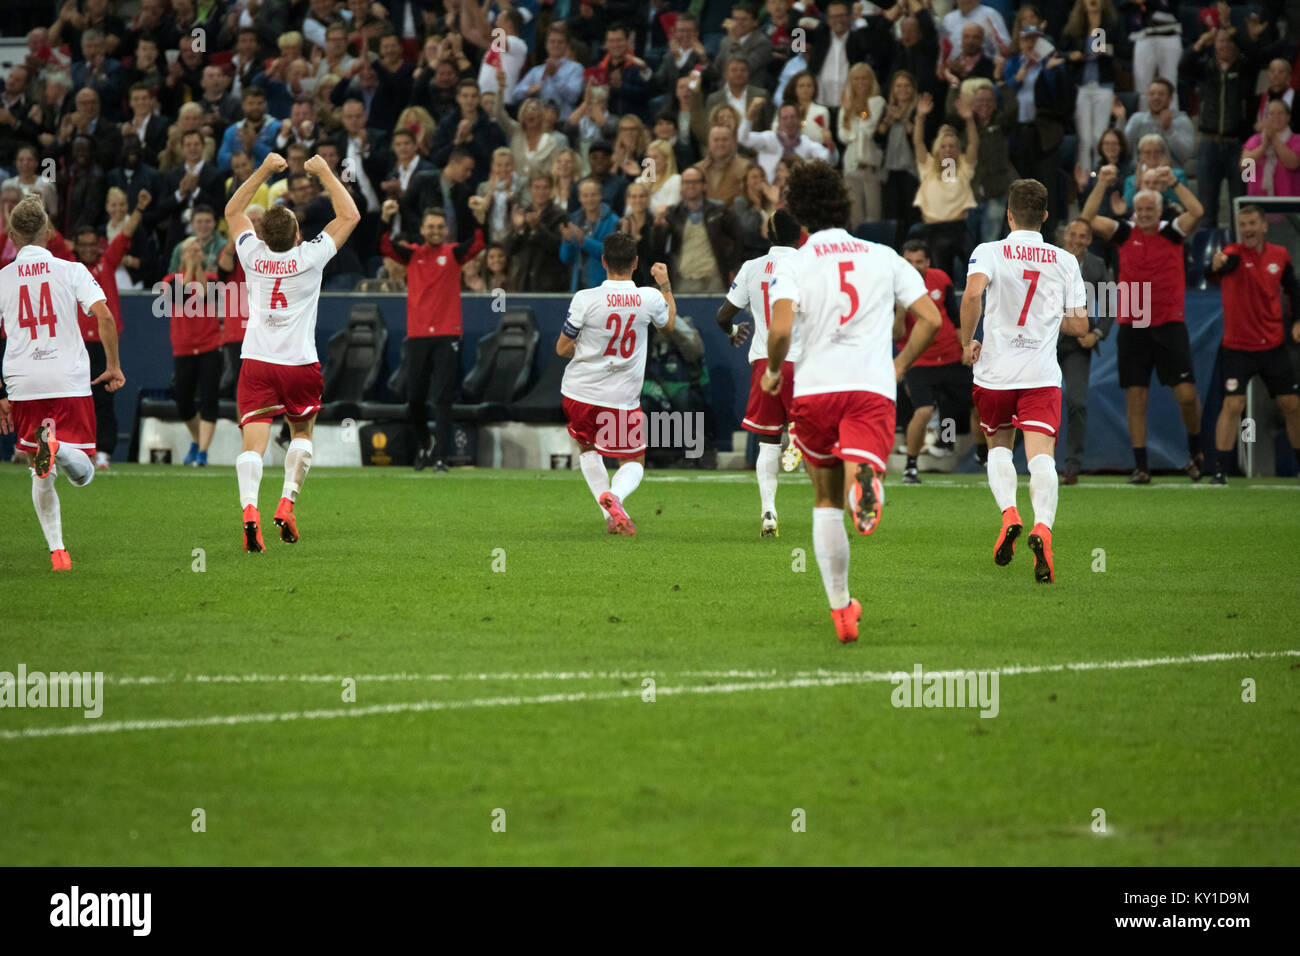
[960, 178, 1088, 583]
[716, 208, 804, 538]
[225, 152, 360, 551]
[764, 161, 943, 643]
[0, 195, 125, 570]
[557, 232, 676, 537]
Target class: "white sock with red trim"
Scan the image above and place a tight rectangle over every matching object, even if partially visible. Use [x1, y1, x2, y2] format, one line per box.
[987, 446, 1018, 513]
[237, 451, 263, 510]
[1028, 454, 1058, 530]
[54, 445, 93, 486]
[610, 461, 643, 501]
[579, 451, 610, 516]
[31, 473, 64, 552]
[812, 507, 850, 610]
[756, 442, 780, 515]
[282, 438, 313, 502]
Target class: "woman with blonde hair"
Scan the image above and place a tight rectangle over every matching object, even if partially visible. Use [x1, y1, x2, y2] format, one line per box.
[640, 139, 680, 214]
[838, 62, 887, 226]
[873, 70, 924, 241]
[612, 114, 649, 178]
[618, 180, 655, 286]
[396, 105, 438, 157]
[493, 94, 565, 182]
[912, 91, 979, 283]
[549, 147, 582, 211]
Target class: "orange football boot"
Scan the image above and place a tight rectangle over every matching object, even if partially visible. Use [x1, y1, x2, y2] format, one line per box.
[848, 464, 884, 535]
[33, 425, 58, 479]
[274, 497, 299, 543]
[994, 506, 1022, 566]
[1027, 523, 1054, 583]
[50, 549, 71, 571]
[832, 598, 862, 643]
[243, 505, 265, 553]
[599, 492, 636, 536]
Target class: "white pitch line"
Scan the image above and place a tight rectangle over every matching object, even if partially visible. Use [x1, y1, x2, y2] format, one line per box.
[1, 649, 1295, 741]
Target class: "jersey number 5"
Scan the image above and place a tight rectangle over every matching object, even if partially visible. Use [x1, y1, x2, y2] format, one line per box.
[603, 313, 637, 358]
[17, 282, 57, 340]
[838, 261, 859, 326]
[270, 277, 288, 310]
[1017, 270, 1041, 326]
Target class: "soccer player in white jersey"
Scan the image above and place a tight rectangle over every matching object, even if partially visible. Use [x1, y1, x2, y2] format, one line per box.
[716, 208, 804, 538]
[558, 232, 676, 537]
[765, 161, 944, 643]
[225, 152, 360, 552]
[960, 179, 1089, 584]
[0, 196, 125, 570]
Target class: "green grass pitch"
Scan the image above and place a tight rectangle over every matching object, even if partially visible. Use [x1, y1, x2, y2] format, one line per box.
[0, 464, 1297, 865]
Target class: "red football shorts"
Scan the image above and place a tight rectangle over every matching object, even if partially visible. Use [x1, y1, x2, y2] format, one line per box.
[11, 395, 97, 454]
[972, 384, 1061, 436]
[237, 359, 323, 427]
[790, 390, 896, 471]
[562, 397, 646, 459]
[743, 359, 795, 435]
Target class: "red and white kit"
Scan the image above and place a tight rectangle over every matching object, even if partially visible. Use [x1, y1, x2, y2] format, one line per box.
[561, 279, 670, 457]
[769, 228, 927, 469]
[726, 245, 802, 434]
[967, 228, 1086, 435]
[233, 228, 337, 426]
[0, 245, 106, 453]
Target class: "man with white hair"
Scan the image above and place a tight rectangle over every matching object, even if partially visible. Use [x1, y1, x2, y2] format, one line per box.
[0, 196, 124, 570]
[1081, 163, 1204, 484]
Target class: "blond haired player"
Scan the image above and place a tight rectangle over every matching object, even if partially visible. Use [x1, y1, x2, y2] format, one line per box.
[960, 178, 1088, 583]
[765, 161, 943, 643]
[0, 196, 125, 570]
[225, 152, 360, 551]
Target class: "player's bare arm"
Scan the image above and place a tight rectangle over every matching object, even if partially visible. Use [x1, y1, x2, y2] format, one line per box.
[226, 152, 287, 237]
[651, 262, 676, 334]
[762, 299, 794, 395]
[1061, 305, 1089, 339]
[0, 397, 10, 435]
[895, 292, 942, 380]
[892, 303, 907, 342]
[960, 271, 988, 366]
[307, 153, 362, 249]
[89, 300, 125, 391]
[1079, 164, 1119, 240]
[556, 330, 577, 358]
[715, 300, 751, 347]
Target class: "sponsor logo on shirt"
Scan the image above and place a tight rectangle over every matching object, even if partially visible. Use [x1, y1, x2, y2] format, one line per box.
[31, 347, 58, 360]
[1009, 333, 1042, 349]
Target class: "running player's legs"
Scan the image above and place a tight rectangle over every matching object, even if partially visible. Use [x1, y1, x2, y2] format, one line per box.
[1012, 388, 1061, 583]
[14, 397, 96, 569]
[565, 399, 645, 534]
[743, 360, 792, 533]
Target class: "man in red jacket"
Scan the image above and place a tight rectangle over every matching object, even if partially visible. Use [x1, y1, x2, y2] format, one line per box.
[380, 198, 484, 471]
[162, 238, 224, 467]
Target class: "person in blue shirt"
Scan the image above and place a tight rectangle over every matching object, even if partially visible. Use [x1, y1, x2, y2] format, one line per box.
[560, 178, 619, 291]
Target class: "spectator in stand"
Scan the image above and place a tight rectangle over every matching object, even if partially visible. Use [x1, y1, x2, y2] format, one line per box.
[581, 141, 627, 217]
[164, 238, 224, 468]
[374, 30, 416, 109]
[70, 29, 124, 122]
[460, 249, 487, 291]
[875, 70, 924, 244]
[120, 83, 171, 168]
[673, 74, 709, 159]
[470, 147, 525, 245]
[314, 22, 357, 85]
[104, 185, 159, 289]
[941, 0, 1011, 61]
[168, 202, 225, 273]
[566, 85, 621, 166]
[482, 243, 511, 292]
[654, 12, 709, 104]
[432, 79, 507, 191]
[763, 0, 800, 85]
[160, 129, 224, 256]
[652, 164, 743, 294]
[57, 87, 122, 173]
[912, 92, 979, 285]
[412, 57, 462, 127]
[620, 180, 656, 286]
[1206, 204, 1300, 483]
[549, 148, 582, 213]
[713, 3, 773, 83]
[224, 150, 272, 219]
[380, 201, 485, 472]
[642, 140, 681, 216]
[274, 95, 321, 155]
[739, 100, 831, 183]
[266, 143, 310, 206]
[158, 103, 214, 174]
[218, 87, 281, 172]
[509, 22, 584, 122]
[59, 135, 107, 234]
[802, 0, 871, 112]
[31, 71, 75, 158]
[694, 125, 751, 208]
[1123, 78, 1194, 173]
[1118, 134, 1186, 210]
[1181, 25, 1264, 229]
[1242, 100, 1300, 198]
[0, 65, 41, 169]
[227, 27, 263, 99]
[159, 32, 208, 117]
[1057, 217, 1115, 484]
[1060, 0, 1120, 176]
[783, 72, 836, 152]
[507, 172, 570, 292]
[196, 65, 243, 145]
[1079, 127, 1130, 227]
[706, 57, 775, 136]
[1122, 0, 1180, 112]
[942, 24, 996, 87]
[106, 135, 163, 230]
[888, 3, 941, 99]
[732, 163, 776, 260]
[560, 177, 620, 291]
[955, 77, 1015, 244]
[653, 111, 697, 171]
[839, 62, 887, 226]
[1256, 58, 1295, 128]
[1004, 25, 1071, 239]
[215, 203, 263, 397]
[611, 115, 650, 184]
[3, 146, 58, 220]
[381, 128, 436, 237]
[586, 25, 651, 120]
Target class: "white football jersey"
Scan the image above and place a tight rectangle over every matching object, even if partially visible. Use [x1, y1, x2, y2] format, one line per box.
[0, 245, 105, 400]
[725, 245, 802, 365]
[235, 229, 337, 366]
[560, 280, 670, 410]
[968, 229, 1086, 389]
[769, 228, 927, 401]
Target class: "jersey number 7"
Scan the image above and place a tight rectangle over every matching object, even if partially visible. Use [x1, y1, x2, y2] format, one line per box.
[17, 282, 57, 340]
[1017, 269, 1041, 326]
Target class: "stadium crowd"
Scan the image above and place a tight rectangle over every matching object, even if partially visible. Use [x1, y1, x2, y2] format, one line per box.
[1, 0, 1298, 480]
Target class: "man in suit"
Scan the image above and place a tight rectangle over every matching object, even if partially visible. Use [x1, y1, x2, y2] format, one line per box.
[195, 65, 243, 147]
[803, 0, 873, 110]
[692, 125, 752, 208]
[70, 29, 124, 122]
[430, 79, 506, 191]
[120, 82, 171, 167]
[711, 3, 772, 85]
[331, 97, 394, 258]
[652, 164, 744, 294]
[106, 137, 165, 232]
[0, 64, 43, 168]
[158, 129, 224, 257]
[653, 12, 709, 100]
[705, 58, 774, 131]
[1057, 218, 1114, 484]
[383, 128, 437, 237]
[56, 87, 122, 174]
[405, 148, 478, 246]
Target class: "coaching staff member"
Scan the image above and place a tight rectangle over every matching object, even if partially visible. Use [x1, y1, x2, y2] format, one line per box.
[1057, 218, 1115, 484]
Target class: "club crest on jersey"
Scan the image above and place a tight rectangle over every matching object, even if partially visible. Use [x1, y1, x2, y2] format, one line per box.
[1268, 262, 1280, 274]
[930, 288, 941, 300]
[437, 255, 447, 266]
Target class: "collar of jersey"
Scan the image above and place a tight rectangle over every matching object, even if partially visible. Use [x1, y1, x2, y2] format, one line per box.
[14, 245, 50, 259]
[1007, 230, 1041, 240]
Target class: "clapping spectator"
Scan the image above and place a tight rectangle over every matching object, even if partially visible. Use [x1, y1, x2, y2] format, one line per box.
[875, 70, 925, 243]
[471, 148, 525, 244]
[732, 163, 776, 259]
[560, 177, 620, 291]
[642, 140, 681, 216]
[218, 87, 281, 172]
[782, 71, 835, 150]
[549, 148, 582, 213]
[1256, 58, 1296, 128]
[739, 100, 831, 183]
[620, 181, 656, 286]
[381, 128, 435, 236]
[949, 77, 1014, 244]
[1242, 100, 1300, 198]
[431, 79, 507, 191]
[912, 92, 978, 284]
[1122, 135, 1188, 210]
[507, 172, 570, 292]
[694, 125, 752, 208]
[509, 22, 584, 122]
[839, 62, 887, 226]
[651, 165, 743, 294]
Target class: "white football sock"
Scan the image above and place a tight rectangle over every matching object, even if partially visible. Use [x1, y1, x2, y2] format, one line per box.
[31, 472, 64, 551]
[812, 507, 851, 610]
[756, 442, 780, 515]
[1028, 453, 1058, 530]
[282, 438, 313, 502]
[987, 445, 1018, 513]
[55, 445, 94, 486]
[236, 451, 263, 509]
[579, 450, 611, 516]
[610, 460, 644, 501]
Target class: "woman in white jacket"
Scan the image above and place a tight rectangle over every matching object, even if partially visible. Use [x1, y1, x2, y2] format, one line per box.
[838, 62, 887, 228]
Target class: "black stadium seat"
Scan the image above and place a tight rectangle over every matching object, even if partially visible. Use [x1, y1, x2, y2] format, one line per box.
[505, 351, 568, 424]
[318, 304, 389, 422]
[456, 308, 540, 422]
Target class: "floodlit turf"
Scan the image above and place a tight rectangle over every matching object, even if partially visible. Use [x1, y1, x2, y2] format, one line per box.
[0, 464, 1297, 865]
